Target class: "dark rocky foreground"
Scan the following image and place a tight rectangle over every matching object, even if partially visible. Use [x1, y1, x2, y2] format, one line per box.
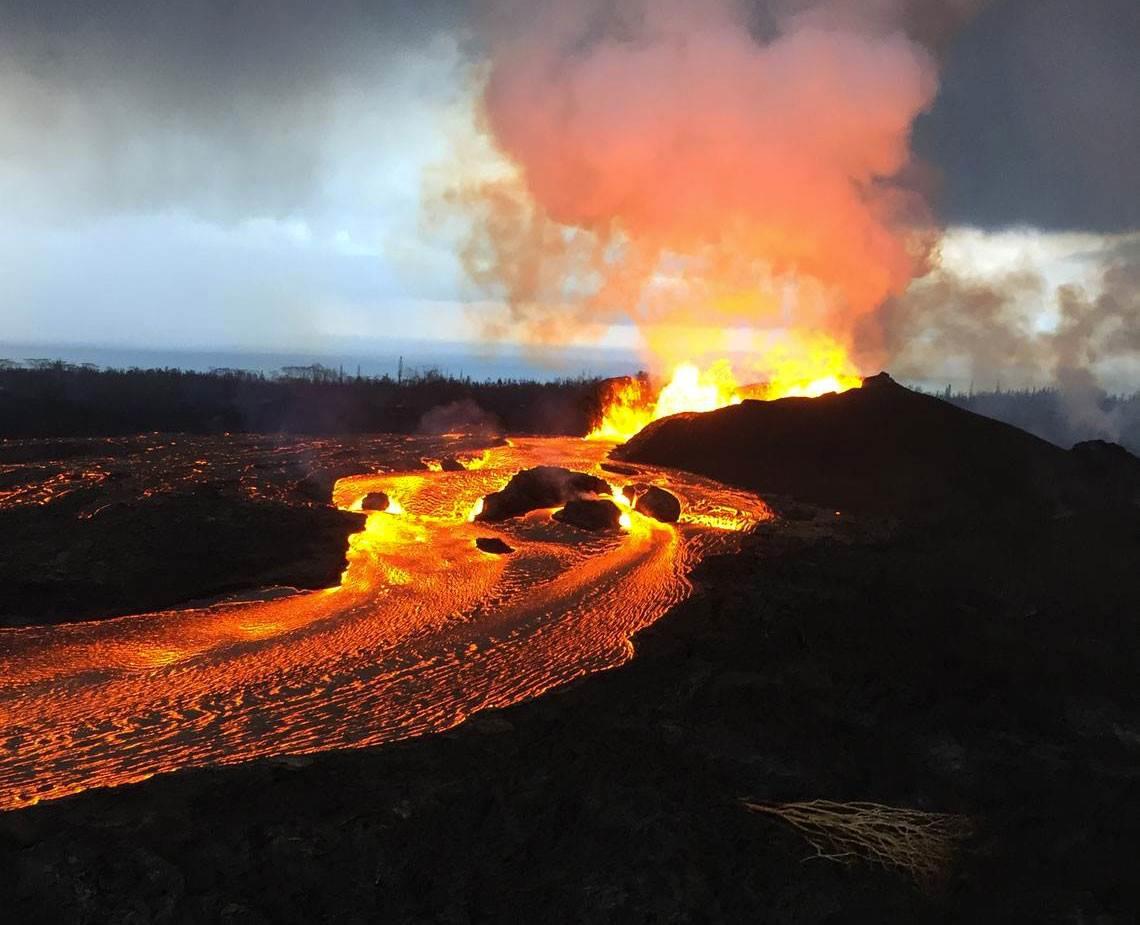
[3, 385, 1139, 922]
[3, 494, 1139, 921]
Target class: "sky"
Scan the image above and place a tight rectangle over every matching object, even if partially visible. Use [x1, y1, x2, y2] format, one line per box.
[0, 0, 1136, 387]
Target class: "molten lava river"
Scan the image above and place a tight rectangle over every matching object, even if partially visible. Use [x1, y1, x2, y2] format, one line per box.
[0, 436, 771, 811]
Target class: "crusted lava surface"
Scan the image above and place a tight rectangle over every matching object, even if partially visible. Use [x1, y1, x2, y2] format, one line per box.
[0, 435, 771, 812]
[0, 433, 492, 624]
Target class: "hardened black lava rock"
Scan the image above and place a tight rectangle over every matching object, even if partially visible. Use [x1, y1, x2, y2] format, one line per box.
[475, 466, 609, 522]
[552, 498, 623, 532]
[615, 372, 1136, 522]
[475, 537, 514, 555]
[360, 492, 390, 512]
[630, 485, 682, 523]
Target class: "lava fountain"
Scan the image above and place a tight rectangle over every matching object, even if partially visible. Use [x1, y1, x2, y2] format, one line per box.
[589, 333, 863, 442]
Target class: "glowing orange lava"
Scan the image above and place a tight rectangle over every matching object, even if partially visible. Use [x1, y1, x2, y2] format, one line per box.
[0, 436, 771, 811]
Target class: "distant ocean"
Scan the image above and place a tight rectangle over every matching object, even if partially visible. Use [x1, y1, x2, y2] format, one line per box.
[0, 340, 644, 383]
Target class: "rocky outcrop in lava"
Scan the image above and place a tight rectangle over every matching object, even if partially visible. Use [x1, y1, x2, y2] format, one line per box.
[475, 537, 514, 555]
[630, 485, 681, 523]
[552, 499, 623, 531]
[615, 373, 1140, 521]
[360, 492, 390, 512]
[440, 456, 466, 472]
[474, 466, 609, 522]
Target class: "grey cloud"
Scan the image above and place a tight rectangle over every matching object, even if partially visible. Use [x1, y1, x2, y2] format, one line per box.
[2, 0, 1134, 235]
[915, 0, 1140, 233]
[873, 234, 1140, 391]
[0, 0, 466, 221]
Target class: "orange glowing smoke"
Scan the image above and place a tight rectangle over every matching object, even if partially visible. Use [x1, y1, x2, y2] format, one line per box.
[447, 0, 981, 381]
[589, 334, 862, 442]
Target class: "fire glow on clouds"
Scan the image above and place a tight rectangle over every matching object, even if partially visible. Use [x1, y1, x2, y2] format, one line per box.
[440, 0, 1138, 396]
[448, 0, 941, 382]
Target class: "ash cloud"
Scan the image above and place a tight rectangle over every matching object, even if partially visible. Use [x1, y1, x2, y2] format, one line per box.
[877, 235, 1140, 385]
[873, 233, 1140, 443]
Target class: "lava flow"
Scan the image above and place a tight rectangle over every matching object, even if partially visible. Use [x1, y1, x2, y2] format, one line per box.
[0, 436, 770, 811]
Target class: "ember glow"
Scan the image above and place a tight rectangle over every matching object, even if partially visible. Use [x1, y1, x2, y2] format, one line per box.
[0, 436, 771, 811]
[609, 482, 634, 529]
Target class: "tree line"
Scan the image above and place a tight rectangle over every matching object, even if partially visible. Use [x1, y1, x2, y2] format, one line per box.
[0, 361, 612, 437]
[1, 361, 1135, 452]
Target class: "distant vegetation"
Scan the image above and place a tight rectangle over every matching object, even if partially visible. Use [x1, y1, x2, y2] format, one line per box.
[0, 360, 610, 437]
[0, 360, 1136, 452]
[935, 386, 1140, 455]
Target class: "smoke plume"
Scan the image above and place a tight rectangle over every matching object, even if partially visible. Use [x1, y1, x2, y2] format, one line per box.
[875, 233, 1140, 443]
[877, 236, 1139, 384]
[451, 0, 982, 372]
[418, 399, 503, 436]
